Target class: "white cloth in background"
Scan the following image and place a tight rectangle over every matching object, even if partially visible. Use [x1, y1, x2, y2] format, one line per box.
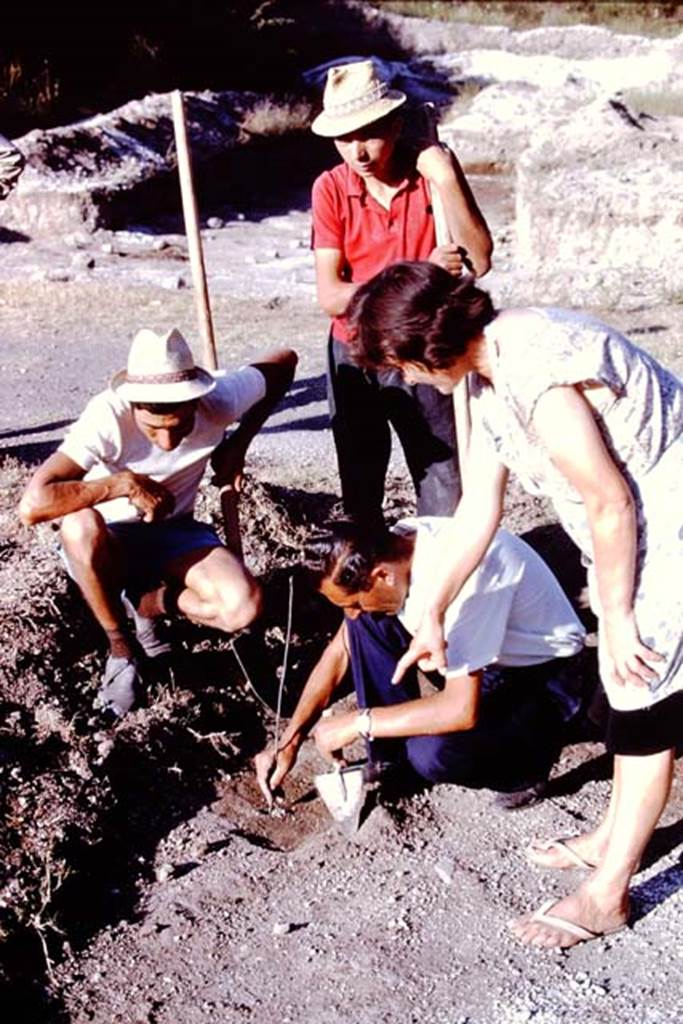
[59, 366, 265, 523]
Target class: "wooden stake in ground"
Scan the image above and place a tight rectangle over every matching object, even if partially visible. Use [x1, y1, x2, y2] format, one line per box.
[171, 89, 241, 555]
[423, 106, 472, 490]
[171, 89, 218, 372]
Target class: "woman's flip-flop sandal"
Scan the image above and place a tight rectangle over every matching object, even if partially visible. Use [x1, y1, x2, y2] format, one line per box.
[526, 837, 596, 871]
[524, 898, 626, 948]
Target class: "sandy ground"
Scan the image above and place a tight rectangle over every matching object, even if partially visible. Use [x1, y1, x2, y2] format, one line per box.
[1, 163, 682, 1023]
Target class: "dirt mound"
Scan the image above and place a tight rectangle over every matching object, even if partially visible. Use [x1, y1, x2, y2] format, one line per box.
[0, 460, 353, 1014]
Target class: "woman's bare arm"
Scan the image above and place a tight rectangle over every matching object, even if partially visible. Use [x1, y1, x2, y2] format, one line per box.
[532, 384, 663, 687]
[393, 430, 508, 682]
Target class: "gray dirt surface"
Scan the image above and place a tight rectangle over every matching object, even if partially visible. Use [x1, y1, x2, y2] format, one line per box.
[1, 84, 682, 1024]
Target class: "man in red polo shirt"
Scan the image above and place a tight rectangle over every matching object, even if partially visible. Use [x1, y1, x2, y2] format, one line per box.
[311, 59, 492, 528]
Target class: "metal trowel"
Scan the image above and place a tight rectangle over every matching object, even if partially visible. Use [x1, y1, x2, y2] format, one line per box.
[314, 762, 370, 836]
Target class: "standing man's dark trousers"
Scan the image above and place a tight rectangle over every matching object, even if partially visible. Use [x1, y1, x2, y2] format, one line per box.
[328, 336, 461, 529]
[346, 613, 569, 794]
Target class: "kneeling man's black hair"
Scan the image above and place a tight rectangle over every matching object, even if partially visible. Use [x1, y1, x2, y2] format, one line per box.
[304, 520, 396, 594]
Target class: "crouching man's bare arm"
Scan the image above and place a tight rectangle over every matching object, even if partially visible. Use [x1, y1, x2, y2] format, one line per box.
[18, 452, 174, 526]
[254, 620, 349, 805]
[210, 348, 298, 494]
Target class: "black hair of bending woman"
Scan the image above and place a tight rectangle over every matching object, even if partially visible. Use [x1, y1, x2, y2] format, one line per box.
[346, 260, 497, 371]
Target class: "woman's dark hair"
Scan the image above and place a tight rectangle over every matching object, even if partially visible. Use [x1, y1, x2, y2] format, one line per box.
[303, 520, 400, 594]
[346, 261, 496, 371]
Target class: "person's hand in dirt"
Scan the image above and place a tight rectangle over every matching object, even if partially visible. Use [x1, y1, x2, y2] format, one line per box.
[254, 737, 301, 807]
[125, 471, 175, 522]
[253, 624, 353, 804]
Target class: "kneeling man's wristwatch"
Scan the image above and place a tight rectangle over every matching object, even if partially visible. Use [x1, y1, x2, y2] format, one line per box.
[356, 707, 373, 741]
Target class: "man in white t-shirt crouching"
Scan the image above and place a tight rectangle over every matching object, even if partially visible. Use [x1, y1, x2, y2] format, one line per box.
[256, 517, 587, 805]
[19, 327, 296, 719]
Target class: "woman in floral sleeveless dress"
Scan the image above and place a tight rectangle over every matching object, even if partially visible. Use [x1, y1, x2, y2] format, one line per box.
[347, 261, 682, 948]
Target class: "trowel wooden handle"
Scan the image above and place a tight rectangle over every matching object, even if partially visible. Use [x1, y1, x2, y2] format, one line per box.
[219, 484, 243, 561]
